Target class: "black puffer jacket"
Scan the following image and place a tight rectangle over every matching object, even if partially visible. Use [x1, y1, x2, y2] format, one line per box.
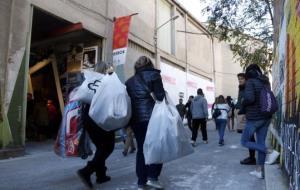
[125, 67, 165, 124]
[243, 66, 272, 120]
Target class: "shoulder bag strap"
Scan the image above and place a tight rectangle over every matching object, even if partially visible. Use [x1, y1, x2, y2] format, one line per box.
[136, 74, 157, 101]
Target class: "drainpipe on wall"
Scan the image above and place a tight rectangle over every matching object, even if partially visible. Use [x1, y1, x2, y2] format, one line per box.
[210, 36, 216, 97]
[154, 0, 160, 69]
[184, 13, 188, 100]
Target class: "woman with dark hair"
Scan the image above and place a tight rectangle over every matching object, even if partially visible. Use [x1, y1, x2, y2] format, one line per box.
[125, 56, 165, 190]
[77, 62, 115, 189]
[213, 95, 230, 146]
[241, 64, 279, 179]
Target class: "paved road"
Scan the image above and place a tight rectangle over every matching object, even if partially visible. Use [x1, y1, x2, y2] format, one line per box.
[0, 122, 265, 190]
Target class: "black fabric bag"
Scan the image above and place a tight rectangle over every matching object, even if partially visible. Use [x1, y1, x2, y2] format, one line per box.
[212, 108, 222, 119]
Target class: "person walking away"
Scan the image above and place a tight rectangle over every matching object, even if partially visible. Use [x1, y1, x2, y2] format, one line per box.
[77, 62, 115, 189]
[122, 126, 136, 156]
[236, 73, 256, 165]
[213, 95, 230, 146]
[185, 96, 194, 132]
[241, 64, 279, 179]
[211, 97, 218, 130]
[126, 56, 165, 190]
[226, 96, 235, 131]
[190, 88, 209, 146]
[176, 99, 186, 121]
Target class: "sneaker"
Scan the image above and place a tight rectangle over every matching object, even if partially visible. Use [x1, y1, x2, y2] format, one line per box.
[96, 175, 111, 184]
[203, 140, 208, 144]
[122, 151, 128, 157]
[77, 169, 93, 189]
[237, 129, 243, 133]
[249, 170, 263, 179]
[240, 157, 256, 165]
[218, 140, 224, 146]
[146, 180, 164, 189]
[265, 150, 280, 165]
[191, 140, 196, 147]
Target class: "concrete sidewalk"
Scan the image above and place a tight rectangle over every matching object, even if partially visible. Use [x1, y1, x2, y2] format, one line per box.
[0, 122, 265, 190]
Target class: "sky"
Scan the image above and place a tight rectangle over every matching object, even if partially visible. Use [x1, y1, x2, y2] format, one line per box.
[176, 0, 209, 22]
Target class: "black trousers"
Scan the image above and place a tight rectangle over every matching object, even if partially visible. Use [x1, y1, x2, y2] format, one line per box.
[132, 121, 163, 186]
[83, 116, 115, 178]
[192, 118, 208, 141]
[187, 117, 193, 132]
[249, 135, 256, 159]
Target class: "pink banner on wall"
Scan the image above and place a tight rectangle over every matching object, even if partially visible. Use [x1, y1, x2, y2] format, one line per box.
[162, 75, 176, 85]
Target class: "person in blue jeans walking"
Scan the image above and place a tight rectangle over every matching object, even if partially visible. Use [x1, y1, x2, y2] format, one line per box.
[125, 56, 165, 190]
[213, 95, 230, 146]
[241, 64, 279, 179]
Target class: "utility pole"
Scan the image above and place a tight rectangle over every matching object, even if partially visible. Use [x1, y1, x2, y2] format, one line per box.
[153, 13, 179, 68]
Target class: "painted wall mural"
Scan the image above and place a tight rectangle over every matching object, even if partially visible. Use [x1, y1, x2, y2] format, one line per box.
[273, 0, 300, 189]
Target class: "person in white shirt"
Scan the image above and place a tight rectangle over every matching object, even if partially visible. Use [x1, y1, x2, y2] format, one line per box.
[213, 95, 230, 146]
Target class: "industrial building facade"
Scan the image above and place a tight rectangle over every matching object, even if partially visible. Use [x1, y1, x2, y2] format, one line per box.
[0, 0, 242, 156]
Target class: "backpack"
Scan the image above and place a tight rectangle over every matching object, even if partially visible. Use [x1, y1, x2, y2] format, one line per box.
[260, 85, 278, 116]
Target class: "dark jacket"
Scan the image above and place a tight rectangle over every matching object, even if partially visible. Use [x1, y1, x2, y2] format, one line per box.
[125, 67, 165, 124]
[236, 84, 246, 114]
[176, 103, 186, 118]
[185, 101, 192, 119]
[243, 69, 271, 120]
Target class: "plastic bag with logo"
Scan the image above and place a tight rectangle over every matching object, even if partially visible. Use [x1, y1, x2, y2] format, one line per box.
[88, 73, 131, 131]
[71, 70, 104, 104]
[143, 94, 194, 164]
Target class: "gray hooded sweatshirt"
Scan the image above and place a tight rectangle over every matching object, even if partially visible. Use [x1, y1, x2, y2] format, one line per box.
[191, 95, 208, 119]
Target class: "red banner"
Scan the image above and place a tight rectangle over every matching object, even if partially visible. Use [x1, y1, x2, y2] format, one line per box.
[112, 16, 132, 65]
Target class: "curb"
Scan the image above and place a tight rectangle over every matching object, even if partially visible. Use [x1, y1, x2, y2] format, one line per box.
[265, 164, 288, 190]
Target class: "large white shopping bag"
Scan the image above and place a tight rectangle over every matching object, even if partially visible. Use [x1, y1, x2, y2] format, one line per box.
[144, 94, 194, 164]
[71, 70, 104, 104]
[88, 73, 131, 131]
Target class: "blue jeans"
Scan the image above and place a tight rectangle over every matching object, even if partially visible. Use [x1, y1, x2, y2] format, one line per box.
[216, 119, 227, 143]
[241, 119, 271, 165]
[132, 121, 163, 186]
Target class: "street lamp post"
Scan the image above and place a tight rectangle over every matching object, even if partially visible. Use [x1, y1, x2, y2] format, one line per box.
[154, 15, 179, 68]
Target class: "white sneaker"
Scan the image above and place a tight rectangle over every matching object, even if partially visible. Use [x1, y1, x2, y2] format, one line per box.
[190, 140, 196, 147]
[249, 170, 263, 179]
[265, 150, 279, 165]
[146, 180, 164, 189]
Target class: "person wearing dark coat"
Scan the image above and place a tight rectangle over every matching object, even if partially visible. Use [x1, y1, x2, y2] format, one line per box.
[176, 98, 186, 120]
[236, 73, 256, 165]
[185, 96, 194, 132]
[240, 64, 279, 179]
[77, 62, 115, 189]
[125, 56, 165, 190]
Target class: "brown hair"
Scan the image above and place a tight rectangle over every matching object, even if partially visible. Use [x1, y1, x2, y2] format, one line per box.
[217, 95, 226, 104]
[134, 56, 154, 72]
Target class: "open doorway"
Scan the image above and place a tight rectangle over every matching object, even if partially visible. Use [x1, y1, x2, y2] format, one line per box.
[26, 8, 102, 143]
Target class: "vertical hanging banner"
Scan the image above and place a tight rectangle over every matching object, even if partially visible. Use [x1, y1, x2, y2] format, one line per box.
[112, 15, 132, 66]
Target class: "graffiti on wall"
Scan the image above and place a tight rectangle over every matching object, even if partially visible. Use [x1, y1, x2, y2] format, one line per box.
[274, 0, 300, 189]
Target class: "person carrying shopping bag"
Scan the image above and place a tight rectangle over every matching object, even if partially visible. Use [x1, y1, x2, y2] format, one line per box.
[125, 56, 165, 190]
[77, 62, 115, 189]
[212, 95, 230, 146]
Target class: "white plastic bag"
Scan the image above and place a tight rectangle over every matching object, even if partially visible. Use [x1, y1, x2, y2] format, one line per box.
[144, 94, 194, 164]
[88, 73, 131, 131]
[71, 70, 104, 103]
